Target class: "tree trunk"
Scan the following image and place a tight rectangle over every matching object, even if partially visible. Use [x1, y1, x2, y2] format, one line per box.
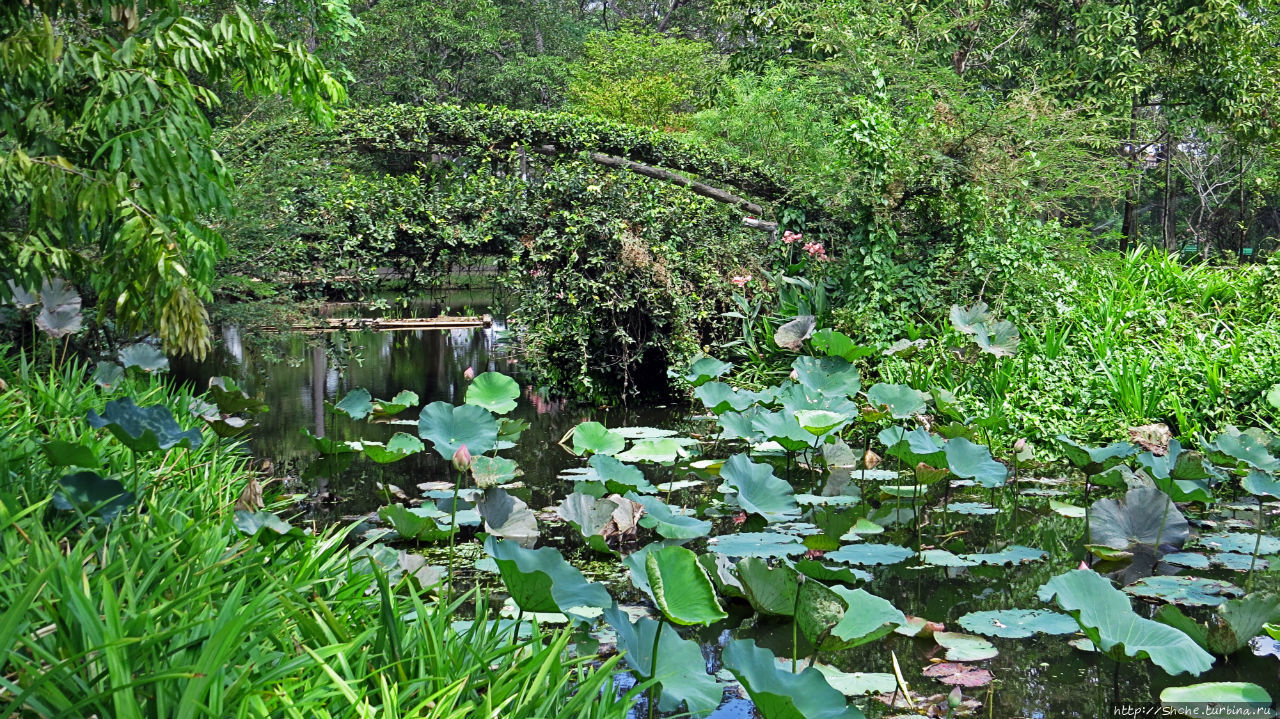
[1162, 136, 1177, 252]
[1120, 96, 1139, 252]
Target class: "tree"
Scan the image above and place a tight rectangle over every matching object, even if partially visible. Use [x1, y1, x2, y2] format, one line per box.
[0, 0, 345, 357]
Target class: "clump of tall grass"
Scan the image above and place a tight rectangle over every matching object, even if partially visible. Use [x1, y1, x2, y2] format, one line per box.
[0, 353, 632, 719]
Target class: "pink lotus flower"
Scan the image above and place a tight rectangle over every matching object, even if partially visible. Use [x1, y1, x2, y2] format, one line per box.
[789, 369, 799, 380]
[452, 444, 471, 472]
[730, 274, 752, 287]
[1078, 560, 1090, 571]
[463, 366, 475, 380]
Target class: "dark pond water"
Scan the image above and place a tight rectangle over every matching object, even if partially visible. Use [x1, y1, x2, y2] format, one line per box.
[174, 299, 1280, 719]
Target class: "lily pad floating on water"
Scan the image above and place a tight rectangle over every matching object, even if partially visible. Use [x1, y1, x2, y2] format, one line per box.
[602, 605, 722, 717]
[1038, 569, 1214, 676]
[418, 401, 499, 458]
[1124, 575, 1243, 608]
[464, 372, 519, 414]
[921, 662, 993, 688]
[825, 543, 914, 567]
[934, 632, 999, 661]
[709, 531, 806, 559]
[720, 453, 801, 523]
[1090, 487, 1190, 555]
[87, 398, 203, 453]
[942, 502, 999, 515]
[1049, 499, 1086, 518]
[1161, 552, 1212, 570]
[1160, 683, 1273, 718]
[957, 609, 1080, 639]
[919, 545, 1046, 568]
[812, 666, 896, 696]
[1195, 532, 1280, 556]
[1213, 552, 1268, 571]
[722, 638, 867, 719]
[613, 426, 682, 440]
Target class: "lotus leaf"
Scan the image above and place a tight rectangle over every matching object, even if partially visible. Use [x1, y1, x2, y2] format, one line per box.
[1163, 552, 1213, 569]
[205, 376, 268, 416]
[1160, 683, 1272, 718]
[812, 666, 896, 696]
[826, 543, 913, 567]
[42, 440, 100, 468]
[950, 302, 991, 335]
[92, 361, 125, 390]
[945, 438, 1008, 488]
[646, 545, 727, 626]
[233, 509, 305, 540]
[719, 409, 766, 442]
[1124, 576, 1243, 607]
[683, 356, 733, 386]
[35, 278, 83, 338]
[722, 639, 867, 719]
[810, 329, 875, 362]
[331, 388, 373, 420]
[792, 356, 861, 398]
[1092, 464, 1145, 489]
[557, 491, 618, 553]
[476, 488, 539, 547]
[921, 663, 994, 688]
[417, 401, 498, 458]
[866, 383, 928, 418]
[1203, 426, 1280, 472]
[879, 426, 946, 467]
[883, 338, 927, 357]
[485, 536, 612, 614]
[87, 398, 203, 453]
[721, 454, 800, 522]
[695, 381, 763, 413]
[1038, 569, 1214, 675]
[973, 319, 1020, 357]
[617, 438, 687, 463]
[943, 502, 998, 515]
[461, 372, 518, 414]
[819, 586, 906, 651]
[1090, 487, 1189, 554]
[1056, 436, 1136, 472]
[735, 557, 801, 615]
[957, 609, 1080, 638]
[753, 411, 819, 451]
[629, 493, 711, 539]
[362, 433, 424, 463]
[1049, 500, 1087, 518]
[795, 410, 850, 436]
[52, 471, 134, 522]
[603, 606, 722, 717]
[709, 531, 805, 558]
[774, 315, 817, 351]
[379, 504, 456, 542]
[934, 632, 998, 661]
[470, 455, 520, 488]
[796, 493, 860, 507]
[1196, 532, 1280, 556]
[1242, 470, 1280, 500]
[838, 518, 885, 540]
[795, 560, 872, 585]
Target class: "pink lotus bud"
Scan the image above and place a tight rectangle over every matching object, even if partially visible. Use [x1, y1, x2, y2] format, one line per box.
[790, 369, 799, 380]
[1078, 560, 1090, 571]
[1014, 437, 1027, 453]
[463, 366, 475, 380]
[452, 444, 471, 472]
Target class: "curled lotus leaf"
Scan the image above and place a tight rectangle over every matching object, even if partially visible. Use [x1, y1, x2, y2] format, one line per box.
[470, 455, 520, 488]
[944, 437, 1008, 488]
[371, 389, 419, 419]
[795, 560, 872, 585]
[682, 356, 733, 387]
[379, 504, 456, 542]
[603, 606, 722, 717]
[1241, 470, 1280, 500]
[878, 426, 946, 467]
[973, 319, 1020, 358]
[92, 362, 125, 390]
[333, 388, 374, 420]
[722, 638, 868, 719]
[362, 433, 424, 463]
[736, 557, 801, 616]
[484, 536, 612, 614]
[477, 488, 539, 547]
[118, 343, 168, 373]
[646, 545, 727, 626]
[696, 381, 764, 413]
[628, 492, 710, 539]
[42, 440, 100, 468]
[774, 315, 817, 351]
[865, 383, 928, 418]
[87, 397, 203, 453]
[883, 338, 927, 357]
[819, 586, 906, 651]
[720, 453, 800, 522]
[36, 278, 83, 339]
[1055, 436, 1136, 473]
[581, 454, 656, 494]
[1202, 426, 1280, 472]
[949, 302, 991, 335]
[233, 509, 305, 540]
[957, 609, 1080, 639]
[206, 377, 268, 416]
[752, 410, 820, 451]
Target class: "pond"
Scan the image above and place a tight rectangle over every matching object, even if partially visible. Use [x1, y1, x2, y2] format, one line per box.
[175, 300, 1280, 719]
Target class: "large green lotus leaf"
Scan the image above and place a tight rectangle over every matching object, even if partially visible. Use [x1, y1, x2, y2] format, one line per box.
[333, 388, 374, 420]
[1203, 426, 1280, 472]
[557, 492, 619, 554]
[417, 401, 498, 459]
[92, 361, 125, 390]
[603, 606, 721, 717]
[878, 426, 946, 467]
[362, 433, 424, 463]
[485, 536, 612, 614]
[721, 454, 800, 522]
[1092, 464, 1144, 489]
[778, 383, 858, 421]
[583, 454, 657, 494]
[736, 557, 801, 616]
[683, 356, 733, 387]
[966, 545, 1047, 565]
[42, 440, 100, 468]
[646, 545, 727, 626]
[1089, 487, 1189, 553]
[826, 543, 913, 567]
[628, 493, 711, 539]
[957, 609, 1080, 638]
[695, 381, 766, 413]
[498, 417, 529, 443]
[52, 471, 134, 522]
[1195, 532, 1280, 555]
[943, 502, 998, 515]
[87, 398, 203, 453]
[624, 540, 683, 596]
[795, 560, 872, 585]
[774, 315, 816, 351]
[700, 552, 746, 598]
[617, 438, 688, 463]
[1038, 569, 1214, 675]
[794, 410, 851, 436]
[719, 408, 767, 443]
[1124, 576, 1242, 608]
[934, 632, 999, 661]
[1160, 683, 1272, 717]
[233, 509, 305, 540]
[795, 578, 847, 649]
[708, 532, 805, 558]
[722, 639, 867, 719]
[477, 488, 539, 547]
[813, 666, 896, 697]
[379, 504, 456, 542]
[1242, 470, 1280, 500]
[1055, 436, 1136, 472]
[206, 377, 268, 416]
[470, 455, 520, 489]
[35, 278, 83, 339]
[820, 586, 906, 651]
[369, 389, 418, 419]
[1205, 594, 1280, 654]
[945, 437, 1007, 488]
[1136, 440, 1215, 502]
[973, 319, 1020, 358]
[810, 329, 875, 362]
[465, 372, 520, 414]
[865, 384, 928, 418]
[950, 302, 991, 335]
[752, 411, 818, 451]
[792, 356, 861, 398]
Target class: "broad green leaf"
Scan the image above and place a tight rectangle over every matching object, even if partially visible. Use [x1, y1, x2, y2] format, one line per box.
[944, 437, 1007, 488]
[736, 557, 801, 616]
[695, 381, 764, 413]
[379, 504, 456, 542]
[753, 411, 819, 451]
[683, 356, 733, 387]
[233, 510, 305, 540]
[646, 545, 727, 626]
[476, 488, 539, 547]
[604, 606, 722, 717]
[118, 342, 167, 372]
[206, 376, 268, 415]
[1038, 569, 1214, 676]
[813, 667, 895, 696]
[35, 278, 83, 339]
[42, 440, 100, 468]
[52, 471, 134, 522]
[371, 390, 418, 419]
[570, 421, 625, 455]
[708, 531, 805, 558]
[974, 319, 1020, 357]
[557, 491, 619, 554]
[957, 609, 1080, 638]
[362, 433, 424, 463]
[720, 453, 800, 522]
[792, 356, 861, 398]
[1123, 576, 1242, 608]
[810, 329, 875, 362]
[1195, 532, 1280, 555]
[820, 586, 906, 650]
[1203, 426, 1280, 472]
[465, 372, 520, 414]
[485, 536, 612, 614]
[865, 383, 928, 418]
[92, 362, 125, 390]
[1089, 487, 1189, 553]
[878, 426, 946, 467]
[722, 639, 866, 719]
[583, 454, 656, 493]
[826, 543, 913, 567]
[616, 438, 687, 463]
[1055, 436, 1136, 472]
[470, 455, 520, 488]
[1242, 470, 1280, 500]
[950, 302, 990, 335]
[795, 409, 849, 435]
[934, 632, 998, 661]
[1160, 683, 1272, 718]
[417, 401, 498, 458]
[629, 493, 711, 539]
[87, 398, 203, 453]
[333, 388, 374, 420]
